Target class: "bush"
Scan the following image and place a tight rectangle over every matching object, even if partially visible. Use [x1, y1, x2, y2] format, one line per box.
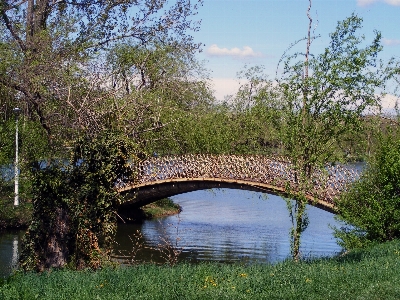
[335, 130, 400, 250]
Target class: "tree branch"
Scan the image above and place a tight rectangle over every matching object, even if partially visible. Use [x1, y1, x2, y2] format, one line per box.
[0, 6, 26, 51]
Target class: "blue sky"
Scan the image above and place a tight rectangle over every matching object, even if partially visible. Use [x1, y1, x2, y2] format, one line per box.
[191, 0, 400, 108]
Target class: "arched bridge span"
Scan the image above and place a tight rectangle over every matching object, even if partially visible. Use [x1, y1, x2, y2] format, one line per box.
[118, 154, 359, 214]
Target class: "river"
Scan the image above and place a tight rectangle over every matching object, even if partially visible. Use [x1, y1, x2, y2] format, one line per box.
[114, 189, 341, 265]
[0, 188, 342, 277]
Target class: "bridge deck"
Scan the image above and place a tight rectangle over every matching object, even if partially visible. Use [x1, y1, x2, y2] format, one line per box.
[118, 154, 358, 212]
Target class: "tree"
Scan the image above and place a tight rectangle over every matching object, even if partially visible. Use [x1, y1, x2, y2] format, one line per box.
[229, 65, 282, 155]
[0, 0, 207, 270]
[334, 128, 400, 250]
[276, 2, 388, 260]
[161, 65, 282, 155]
[0, 0, 203, 148]
[105, 40, 215, 154]
[0, 0, 207, 203]
[20, 131, 141, 271]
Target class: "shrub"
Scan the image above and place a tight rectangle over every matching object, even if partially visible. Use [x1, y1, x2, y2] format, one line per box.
[335, 130, 400, 250]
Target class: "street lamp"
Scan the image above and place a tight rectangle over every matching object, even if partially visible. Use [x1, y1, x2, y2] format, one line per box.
[13, 107, 21, 207]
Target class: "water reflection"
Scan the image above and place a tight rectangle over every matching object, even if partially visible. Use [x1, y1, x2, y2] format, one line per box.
[0, 230, 24, 278]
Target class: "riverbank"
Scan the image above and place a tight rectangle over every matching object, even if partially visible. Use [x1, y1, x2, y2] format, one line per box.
[1, 240, 399, 299]
[139, 198, 182, 219]
[117, 198, 182, 223]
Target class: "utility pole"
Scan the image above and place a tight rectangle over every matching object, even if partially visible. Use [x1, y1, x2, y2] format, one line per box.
[13, 107, 21, 206]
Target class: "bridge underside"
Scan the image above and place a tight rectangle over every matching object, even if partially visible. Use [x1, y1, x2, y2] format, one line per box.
[118, 178, 335, 214]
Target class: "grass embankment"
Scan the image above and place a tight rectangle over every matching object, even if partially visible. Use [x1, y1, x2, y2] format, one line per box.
[141, 198, 181, 219]
[1, 240, 400, 299]
[118, 198, 182, 222]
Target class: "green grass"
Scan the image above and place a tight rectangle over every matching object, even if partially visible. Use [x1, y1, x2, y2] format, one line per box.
[2, 240, 400, 299]
[141, 198, 181, 219]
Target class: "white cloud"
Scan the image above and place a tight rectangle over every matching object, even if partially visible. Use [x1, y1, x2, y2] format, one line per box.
[207, 44, 262, 59]
[210, 78, 243, 101]
[367, 94, 400, 115]
[382, 94, 400, 111]
[357, 0, 400, 6]
[357, 0, 378, 6]
[382, 38, 400, 46]
[384, 0, 400, 4]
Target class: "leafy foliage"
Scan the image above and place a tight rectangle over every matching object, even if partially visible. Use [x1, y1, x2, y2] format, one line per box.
[20, 131, 142, 271]
[0, 115, 53, 206]
[275, 12, 388, 260]
[0, 0, 216, 270]
[105, 40, 215, 154]
[335, 130, 400, 250]
[0, 194, 32, 229]
[150, 65, 283, 156]
[0, 0, 204, 150]
[278, 13, 385, 170]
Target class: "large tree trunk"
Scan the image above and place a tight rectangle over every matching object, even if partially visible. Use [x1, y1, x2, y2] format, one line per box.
[42, 207, 70, 270]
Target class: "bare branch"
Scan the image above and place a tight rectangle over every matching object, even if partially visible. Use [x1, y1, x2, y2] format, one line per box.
[0, 8, 26, 51]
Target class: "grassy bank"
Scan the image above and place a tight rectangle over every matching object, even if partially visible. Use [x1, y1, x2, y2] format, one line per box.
[117, 198, 182, 223]
[1, 240, 400, 299]
[141, 198, 182, 219]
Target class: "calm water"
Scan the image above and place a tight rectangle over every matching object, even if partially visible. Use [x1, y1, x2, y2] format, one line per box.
[0, 230, 24, 278]
[113, 189, 341, 265]
[0, 188, 342, 277]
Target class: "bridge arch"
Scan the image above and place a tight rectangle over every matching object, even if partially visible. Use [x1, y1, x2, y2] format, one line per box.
[119, 178, 335, 214]
[117, 154, 359, 215]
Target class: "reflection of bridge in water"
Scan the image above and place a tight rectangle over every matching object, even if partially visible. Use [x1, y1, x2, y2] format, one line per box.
[118, 154, 359, 213]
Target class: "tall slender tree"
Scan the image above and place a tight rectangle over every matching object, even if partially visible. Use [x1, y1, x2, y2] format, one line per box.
[276, 0, 388, 260]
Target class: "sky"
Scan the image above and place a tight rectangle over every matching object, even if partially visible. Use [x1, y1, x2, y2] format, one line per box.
[191, 0, 400, 110]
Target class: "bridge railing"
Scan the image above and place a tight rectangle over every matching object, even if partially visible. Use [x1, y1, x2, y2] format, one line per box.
[133, 154, 359, 204]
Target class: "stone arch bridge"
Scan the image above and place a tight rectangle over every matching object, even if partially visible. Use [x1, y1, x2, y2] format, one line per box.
[117, 154, 359, 214]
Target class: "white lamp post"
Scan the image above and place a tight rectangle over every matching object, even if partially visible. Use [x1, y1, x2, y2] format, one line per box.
[13, 107, 21, 207]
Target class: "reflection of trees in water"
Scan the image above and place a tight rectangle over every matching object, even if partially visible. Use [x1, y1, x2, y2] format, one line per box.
[194, 224, 282, 264]
[0, 190, 341, 273]
[112, 221, 187, 265]
[113, 217, 283, 265]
